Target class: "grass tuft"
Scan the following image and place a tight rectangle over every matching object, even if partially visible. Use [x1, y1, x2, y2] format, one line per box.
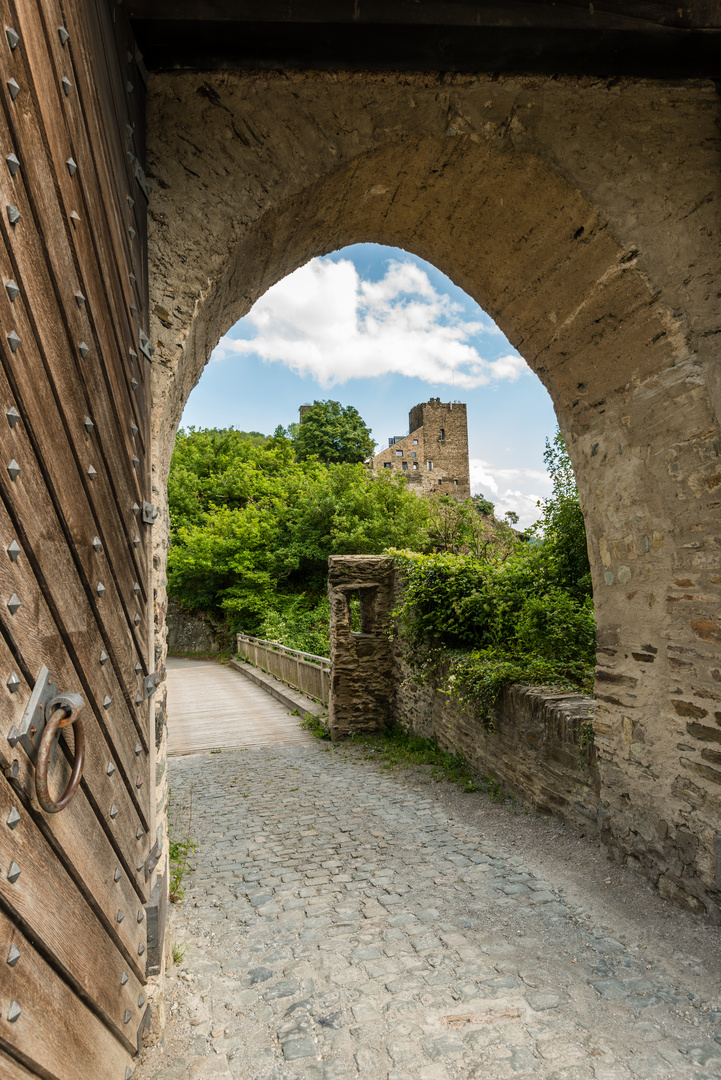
[304, 721, 512, 803]
[168, 784, 195, 903]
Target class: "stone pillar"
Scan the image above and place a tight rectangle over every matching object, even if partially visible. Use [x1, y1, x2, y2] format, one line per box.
[328, 556, 394, 739]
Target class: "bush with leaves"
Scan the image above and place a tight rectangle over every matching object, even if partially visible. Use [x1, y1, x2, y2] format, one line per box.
[389, 429, 595, 723]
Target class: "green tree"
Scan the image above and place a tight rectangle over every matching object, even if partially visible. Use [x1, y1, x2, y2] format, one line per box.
[533, 429, 591, 600]
[289, 400, 375, 464]
[167, 426, 431, 652]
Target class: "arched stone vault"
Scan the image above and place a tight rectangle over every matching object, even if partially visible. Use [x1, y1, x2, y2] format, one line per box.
[145, 71, 721, 916]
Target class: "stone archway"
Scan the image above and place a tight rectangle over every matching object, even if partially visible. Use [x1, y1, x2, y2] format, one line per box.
[146, 71, 721, 916]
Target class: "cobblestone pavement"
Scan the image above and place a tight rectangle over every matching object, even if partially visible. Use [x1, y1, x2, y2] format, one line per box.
[137, 744, 721, 1080]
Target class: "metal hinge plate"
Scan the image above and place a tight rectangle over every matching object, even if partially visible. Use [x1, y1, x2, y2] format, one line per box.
[142, 501, 157, 525]
[15, 666, 59, 764]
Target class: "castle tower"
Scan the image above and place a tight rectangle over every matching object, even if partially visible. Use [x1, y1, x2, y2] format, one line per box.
[370, 398, 471, 499]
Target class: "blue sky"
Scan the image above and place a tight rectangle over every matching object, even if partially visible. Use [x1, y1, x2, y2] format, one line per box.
[181, 243, 559, 528]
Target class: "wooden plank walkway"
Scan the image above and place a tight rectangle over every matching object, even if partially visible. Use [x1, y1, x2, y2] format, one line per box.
[166, 657, 315, 756]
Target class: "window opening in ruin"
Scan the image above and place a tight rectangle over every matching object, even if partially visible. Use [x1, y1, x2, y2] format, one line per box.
[428, 461, 433, 470]
[347, 591, 362, 632]
[413, 438, 418, 444]
[396, 449, 402, 456]
[440, 428, 445, 440]
[384, 462, 391, 469]
[402, 461, 407, 470]
[413, 463, 418, 470]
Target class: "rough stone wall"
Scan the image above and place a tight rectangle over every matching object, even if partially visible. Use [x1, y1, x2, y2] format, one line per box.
[394, 659, 601, 830]
[144, 72, 721, 919]
[328, 556, 394, 738]
[165, 597, 219, 654]
[371, 398, 471, 498]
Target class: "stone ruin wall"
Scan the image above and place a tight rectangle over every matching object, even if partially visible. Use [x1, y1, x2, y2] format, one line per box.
[328, 555, 719, 920]
[371, 399, 471, 499]
[328, 556, 396, 738]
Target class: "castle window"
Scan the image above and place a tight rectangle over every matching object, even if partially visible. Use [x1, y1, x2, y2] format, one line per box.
[438, 479, 442, 485]
[396, 449, 402, 456]
[411, 452, 416, 458]
[413, 463, 418, 470]
[402, 461, 407, 470]
[427, 461, 433, 470]
[454, 479, 458, 486]
[440, 428, 445, 440]
[384, 462, 391, 469]
[413, 439, 418, 445]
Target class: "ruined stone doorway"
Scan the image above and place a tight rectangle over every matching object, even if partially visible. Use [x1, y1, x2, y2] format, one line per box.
[148, 72, 721, 915]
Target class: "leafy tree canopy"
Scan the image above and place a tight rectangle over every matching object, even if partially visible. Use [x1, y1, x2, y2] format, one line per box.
[284, 400, 376, 464]
[167, 426, 430, 652]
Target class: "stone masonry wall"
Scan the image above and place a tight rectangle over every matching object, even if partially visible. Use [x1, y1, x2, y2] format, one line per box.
[371, 398, 471, 499]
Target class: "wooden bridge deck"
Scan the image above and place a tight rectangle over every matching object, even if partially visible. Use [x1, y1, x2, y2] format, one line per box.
[166, 657, 315, 756]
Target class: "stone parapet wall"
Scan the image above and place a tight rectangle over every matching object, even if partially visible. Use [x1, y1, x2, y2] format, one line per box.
[394, 659, 601, 830]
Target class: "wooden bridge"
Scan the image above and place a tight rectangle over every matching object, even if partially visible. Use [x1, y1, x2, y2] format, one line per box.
[166, 658, 314, 756]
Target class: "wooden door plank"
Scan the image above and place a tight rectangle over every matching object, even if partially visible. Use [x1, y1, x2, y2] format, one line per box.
[9, 0, 151, 436]
[0, 163, 151, 660]
[0, 398, 153, 866]
[79, 0, 151, 333]
[34, 0, 153, 598]
[0, 484, 150, 842]
[0, 274, 151, 758]
[0, 338, 151, 782]
[0, 1048, 42, 1080]
[27, 0, 153, 516]
[0, 908, 133, 1080]
[0, 643, 147, 979]
[0, 774, 145, 1049]
[0, 18, 151, 658]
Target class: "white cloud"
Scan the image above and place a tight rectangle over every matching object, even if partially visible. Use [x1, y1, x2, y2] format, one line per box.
[213, 257, 528, 389]
[470, 458, 552, 530]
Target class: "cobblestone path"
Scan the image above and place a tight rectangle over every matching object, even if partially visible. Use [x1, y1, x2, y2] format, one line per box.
[138, 744, 721, 1080]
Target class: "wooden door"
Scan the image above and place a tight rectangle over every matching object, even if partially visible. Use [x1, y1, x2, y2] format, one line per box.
[0, 2, 155, 1077]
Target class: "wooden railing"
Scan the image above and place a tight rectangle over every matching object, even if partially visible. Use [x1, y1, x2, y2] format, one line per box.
[236, 633, 330, 706]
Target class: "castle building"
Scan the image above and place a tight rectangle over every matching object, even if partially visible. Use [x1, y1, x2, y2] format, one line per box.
[370, 398, 471, 499]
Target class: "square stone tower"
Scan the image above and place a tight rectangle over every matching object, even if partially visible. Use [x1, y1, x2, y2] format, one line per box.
[371, 398, 471, 499]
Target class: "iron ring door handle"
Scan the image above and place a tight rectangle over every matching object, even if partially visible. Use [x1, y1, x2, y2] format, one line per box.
[35, 693, 85, 813]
